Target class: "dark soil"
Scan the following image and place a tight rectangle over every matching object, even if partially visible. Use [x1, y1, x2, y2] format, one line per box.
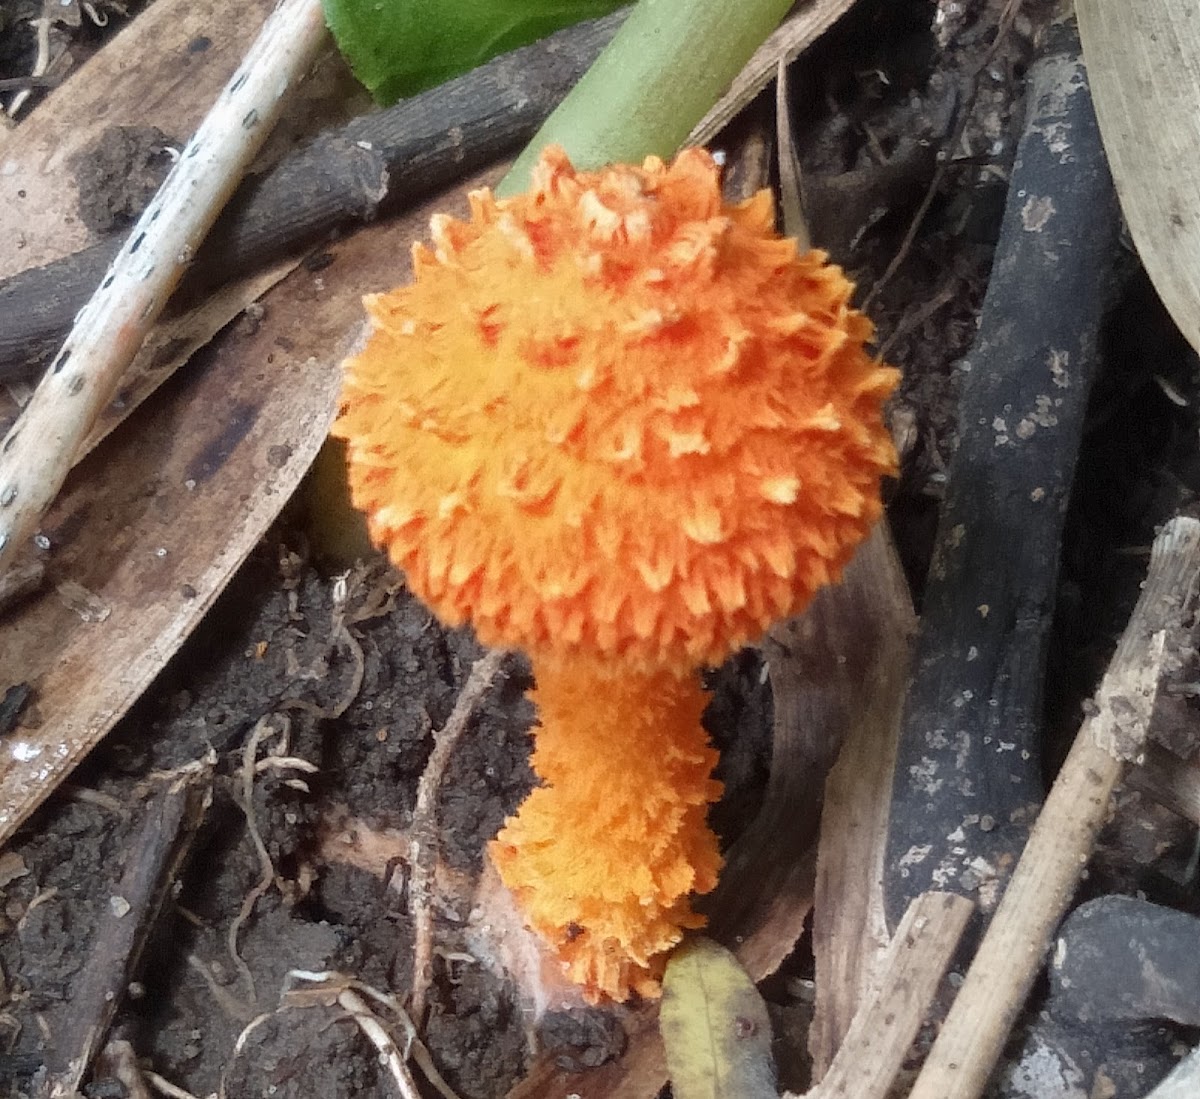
[3, 0, 1200, 1097]
[72, 125, 177, 235]
[0, 1, 147, 119]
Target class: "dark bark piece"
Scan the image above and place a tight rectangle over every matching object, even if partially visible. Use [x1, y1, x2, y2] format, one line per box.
[0, 11, 627, 381]
[883, 20, 1121, 925]
[991, 895, 1200, 1098]
[43, 776, 210, 1093]
[993, 1017, 1183, 1099]
[1050, 895, 1200, 1027]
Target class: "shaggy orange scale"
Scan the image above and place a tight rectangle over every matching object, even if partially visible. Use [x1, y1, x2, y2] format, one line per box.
[334, 146, 898, 1001]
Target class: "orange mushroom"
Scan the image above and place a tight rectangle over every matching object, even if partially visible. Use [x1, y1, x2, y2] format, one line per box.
[334, 146, 898, 1000]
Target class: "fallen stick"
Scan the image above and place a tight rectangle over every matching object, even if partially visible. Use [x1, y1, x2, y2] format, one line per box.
[801, 891, 974, 1099]
[45, 772, 212, 1096]
[906, 515, 1200, 1099]
[0, 0, 328, 577]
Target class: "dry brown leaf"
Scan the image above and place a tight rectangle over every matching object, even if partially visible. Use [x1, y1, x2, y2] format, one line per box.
[0, 264, 304, 464]
[1077, 0, 1200, 356]
[78, 259, 301, 456]
[807, 526, 915, 1074]
[0, 169, 505, 847]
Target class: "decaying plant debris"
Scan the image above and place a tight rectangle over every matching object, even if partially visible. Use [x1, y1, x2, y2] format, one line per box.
[3, 0, 1200, 1097]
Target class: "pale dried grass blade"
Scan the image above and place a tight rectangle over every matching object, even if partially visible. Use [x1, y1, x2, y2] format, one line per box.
[1077, 0, 1200, 355]
[775, 57, 811, 251]
[802, 892, 974, 1099]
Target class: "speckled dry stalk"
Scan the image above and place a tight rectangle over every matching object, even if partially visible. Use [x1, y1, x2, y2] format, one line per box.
[0, 0, 328, 578]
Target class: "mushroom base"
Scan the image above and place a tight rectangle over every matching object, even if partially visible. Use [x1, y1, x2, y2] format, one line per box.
[489, 656, 723, 1002]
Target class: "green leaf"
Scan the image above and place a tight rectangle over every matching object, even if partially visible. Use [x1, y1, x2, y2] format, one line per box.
[660, 937, 777, 1099]
[322, 0, 629, 104]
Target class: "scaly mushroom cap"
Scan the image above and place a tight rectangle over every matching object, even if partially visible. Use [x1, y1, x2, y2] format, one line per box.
[334, 146, 898, 670]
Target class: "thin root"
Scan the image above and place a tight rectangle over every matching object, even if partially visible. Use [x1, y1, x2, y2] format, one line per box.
[408, 649, 507, 1023]
[226, 717, 316, 1009]
[7, 16, 51, 119]
[279, 569, 367, 720]
[185, 954, 256, 1025]
[283, 971, 462, 1099]
[143, 1068, 215, 1099]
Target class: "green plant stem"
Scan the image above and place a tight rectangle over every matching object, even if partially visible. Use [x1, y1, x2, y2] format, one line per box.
[499, 0, 793, 193]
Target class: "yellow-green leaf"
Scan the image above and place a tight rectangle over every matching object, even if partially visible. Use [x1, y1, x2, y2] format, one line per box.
[660, 937, 777, 1099]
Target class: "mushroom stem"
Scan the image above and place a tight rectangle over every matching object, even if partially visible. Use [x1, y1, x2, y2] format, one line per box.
[490, 656, 723, 1001]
